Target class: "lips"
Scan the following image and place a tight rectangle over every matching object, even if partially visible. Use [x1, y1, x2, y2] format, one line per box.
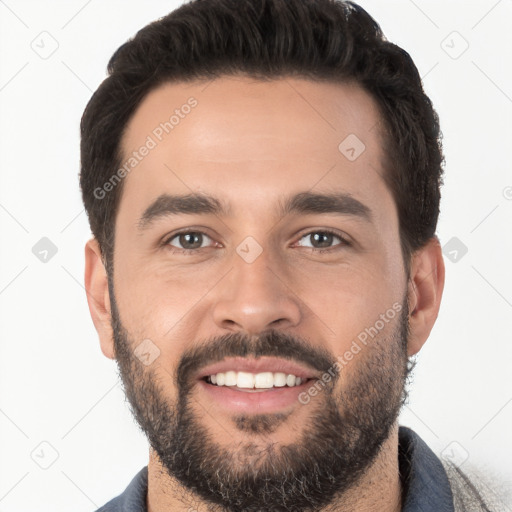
[195, 356, 321, 381]
[196, 376, 315, 413]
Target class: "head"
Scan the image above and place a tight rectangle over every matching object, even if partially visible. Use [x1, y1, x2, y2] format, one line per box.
[82, 1, 445, 510]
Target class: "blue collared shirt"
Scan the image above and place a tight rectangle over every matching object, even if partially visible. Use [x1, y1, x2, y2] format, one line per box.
[95, 426, 456, 511]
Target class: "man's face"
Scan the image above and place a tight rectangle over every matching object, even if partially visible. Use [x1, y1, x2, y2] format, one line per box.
[109, 77, 411, 510]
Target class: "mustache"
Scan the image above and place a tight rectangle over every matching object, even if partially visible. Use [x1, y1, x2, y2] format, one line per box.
[176, 329, 338, 390]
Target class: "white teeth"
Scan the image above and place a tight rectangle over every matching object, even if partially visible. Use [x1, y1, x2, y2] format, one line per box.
[286, 374, 296, 387]
[273, 372, 287, 387]
[207, 370, 307, 388]
[237, 371, 255, 388]
[224, 370, 237, 386]
[254, 372, 274, 389]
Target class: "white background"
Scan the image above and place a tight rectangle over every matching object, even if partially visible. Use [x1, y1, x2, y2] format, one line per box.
[0, 1, 511, 511]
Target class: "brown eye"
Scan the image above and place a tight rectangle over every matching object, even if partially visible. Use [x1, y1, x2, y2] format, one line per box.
[167, 231, 212, 251]
[297, 230, 349, 250]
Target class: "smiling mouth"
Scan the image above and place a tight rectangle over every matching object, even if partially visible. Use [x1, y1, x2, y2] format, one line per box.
[202, 370, 315, 392]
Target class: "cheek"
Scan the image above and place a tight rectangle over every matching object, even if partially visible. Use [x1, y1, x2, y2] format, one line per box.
[112, 263, 221, 381]
[112, 256, 213, 331]
[287, 256, 402, 342]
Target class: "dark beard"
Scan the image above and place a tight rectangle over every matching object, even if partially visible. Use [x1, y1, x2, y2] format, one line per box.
[110, 290, 411, 512]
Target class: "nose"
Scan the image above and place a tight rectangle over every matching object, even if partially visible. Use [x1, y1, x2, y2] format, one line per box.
[211, 246, 302, 335]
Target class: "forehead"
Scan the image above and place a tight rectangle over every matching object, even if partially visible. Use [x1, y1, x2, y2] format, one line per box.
[118, 76, 390, 219]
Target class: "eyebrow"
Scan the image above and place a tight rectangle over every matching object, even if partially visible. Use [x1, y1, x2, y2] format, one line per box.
[137, 191, 372, 231]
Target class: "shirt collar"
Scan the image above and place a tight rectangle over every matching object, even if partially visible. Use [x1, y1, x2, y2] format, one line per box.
[399, 426, 455, 511]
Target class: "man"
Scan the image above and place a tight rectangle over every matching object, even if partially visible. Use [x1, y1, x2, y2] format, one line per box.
[81, 0, 498, 510]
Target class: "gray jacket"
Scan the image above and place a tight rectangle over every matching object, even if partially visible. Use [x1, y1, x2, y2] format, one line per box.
[441, 459, 510, 512]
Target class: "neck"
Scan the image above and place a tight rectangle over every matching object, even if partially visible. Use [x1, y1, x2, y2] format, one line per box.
[147, 423, 402, 512]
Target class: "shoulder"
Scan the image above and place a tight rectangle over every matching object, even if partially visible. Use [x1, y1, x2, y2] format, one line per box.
[93, 466, 148, 512]
[440, 458, 512, 512]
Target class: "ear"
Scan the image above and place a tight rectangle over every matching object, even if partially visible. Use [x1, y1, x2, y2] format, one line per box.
[406, 236, 445, 357]
[84, 238, 115, 360]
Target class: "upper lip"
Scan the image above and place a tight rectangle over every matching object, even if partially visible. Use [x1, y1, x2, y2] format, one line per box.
[196, 356, 321, 380]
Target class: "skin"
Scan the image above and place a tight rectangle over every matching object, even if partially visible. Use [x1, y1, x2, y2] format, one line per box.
[85, 76, 445, 511]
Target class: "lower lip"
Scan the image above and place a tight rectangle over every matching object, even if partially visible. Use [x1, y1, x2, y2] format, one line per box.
[196, 379, 315, 414]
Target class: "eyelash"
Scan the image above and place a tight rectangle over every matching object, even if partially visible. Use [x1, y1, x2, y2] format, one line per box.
[162, 229, 352, 255]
